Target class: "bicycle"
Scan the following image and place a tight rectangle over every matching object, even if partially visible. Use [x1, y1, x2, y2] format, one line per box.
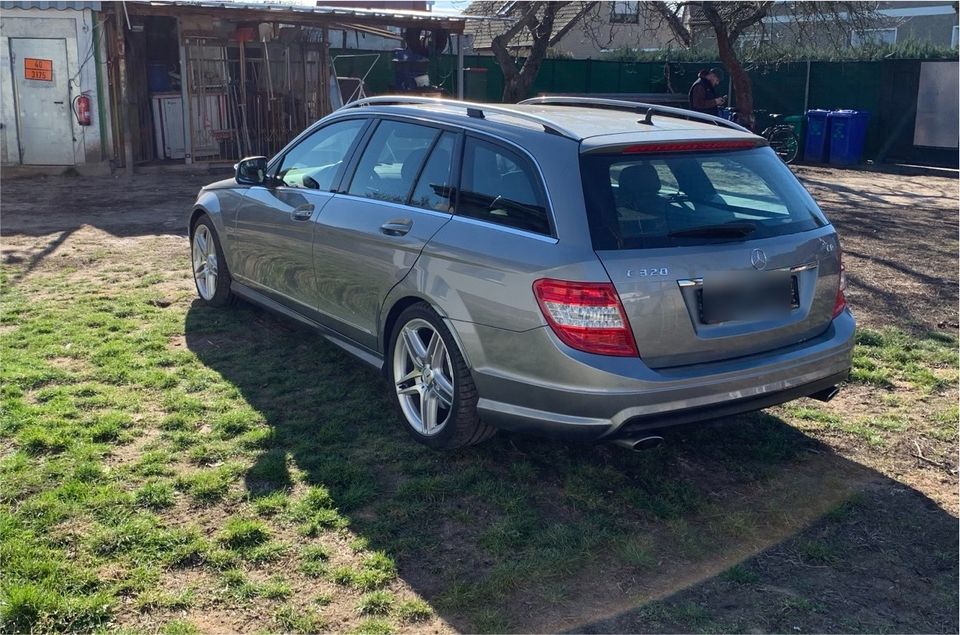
[718, 108, 801, 164]
[759, 112, 800, 165]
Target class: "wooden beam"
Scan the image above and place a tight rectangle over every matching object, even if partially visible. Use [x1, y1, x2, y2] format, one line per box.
[320, 25, 331, 116]
[115, 14, 134, 176]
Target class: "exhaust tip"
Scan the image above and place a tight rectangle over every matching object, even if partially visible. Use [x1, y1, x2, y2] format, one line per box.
[634, 436, 664, 450]
[810, 386, 840, 402]
[613, 436, 664, 452]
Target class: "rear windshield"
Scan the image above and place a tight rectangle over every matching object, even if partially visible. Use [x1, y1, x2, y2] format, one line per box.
[580, 146, 828, 250]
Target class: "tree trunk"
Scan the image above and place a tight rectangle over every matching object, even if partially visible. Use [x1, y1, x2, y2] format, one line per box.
[714, 29, 755, 130]
[503, 50, 547, 103]
[491, 46, 522, 101]
[492, 2, 564, 103]
[491, 16, 527, 103]
[502, 71, 532, 103]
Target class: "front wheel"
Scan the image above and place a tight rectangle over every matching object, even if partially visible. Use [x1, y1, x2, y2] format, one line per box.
[388, 303, 495, 450]
[767, 126, 799, 164]
[191, 217, 234, 307]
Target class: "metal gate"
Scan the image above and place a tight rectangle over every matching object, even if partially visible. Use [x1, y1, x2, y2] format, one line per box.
[183, 32, 329, 163]
[240, 38, 327, 157]
[184, 37, 236, 162]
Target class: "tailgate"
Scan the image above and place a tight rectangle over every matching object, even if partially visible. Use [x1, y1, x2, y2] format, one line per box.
[597, 230, 841, 368]
[579, 143, 841, 369]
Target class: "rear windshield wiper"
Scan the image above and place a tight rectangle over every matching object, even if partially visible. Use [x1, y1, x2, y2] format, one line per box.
[667, 222, 758, 239]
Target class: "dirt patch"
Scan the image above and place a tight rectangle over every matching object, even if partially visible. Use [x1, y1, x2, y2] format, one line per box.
[44, 356, 91, 373]
[0, 172, 218, 237]
[789, 381, 958, 515]
[512, 452, 873, 633]
[581, 480, 958, 634]
[796, 167, 958, 336]
[103, 427, 161, 468]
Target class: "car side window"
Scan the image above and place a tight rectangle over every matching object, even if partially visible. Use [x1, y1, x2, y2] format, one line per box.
[347, 120, 439, 204]
[277, 119, 365, 190]
[409, 132, 457, 212]
[458, 137, 550, 235]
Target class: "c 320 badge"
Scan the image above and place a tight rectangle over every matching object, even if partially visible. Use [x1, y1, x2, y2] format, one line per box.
[626, 267, 668, 277]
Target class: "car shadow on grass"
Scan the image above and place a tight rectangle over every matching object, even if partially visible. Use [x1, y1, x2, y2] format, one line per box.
[184, 300, 958, 634]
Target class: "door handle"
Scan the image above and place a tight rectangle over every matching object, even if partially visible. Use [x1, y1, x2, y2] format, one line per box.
[380, 218, 412, 237]
[291, 204, 314, 221]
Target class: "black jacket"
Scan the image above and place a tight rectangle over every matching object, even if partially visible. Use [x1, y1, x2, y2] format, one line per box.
[688, 77, 719, 116]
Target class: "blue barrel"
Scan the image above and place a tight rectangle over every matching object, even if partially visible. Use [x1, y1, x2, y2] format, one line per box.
[147, 63, 170, 92]
[803, 109, 831, 163]
[827, 110, 871, 166]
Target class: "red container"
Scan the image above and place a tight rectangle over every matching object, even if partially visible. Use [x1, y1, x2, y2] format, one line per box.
[234, 26, 256, 42]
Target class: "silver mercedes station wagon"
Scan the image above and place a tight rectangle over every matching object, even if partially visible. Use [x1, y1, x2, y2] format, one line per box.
[188, 96, 854, 451]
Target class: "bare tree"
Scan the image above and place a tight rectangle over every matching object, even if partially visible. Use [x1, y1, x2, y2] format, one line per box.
[489, 2, 595, 102]
[649, 1, 884, 128]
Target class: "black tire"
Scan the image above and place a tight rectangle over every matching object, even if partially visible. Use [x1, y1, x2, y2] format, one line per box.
[767, 126, 799, 164]
[190, 215, 235, 307]
[387, 302, 496, 450]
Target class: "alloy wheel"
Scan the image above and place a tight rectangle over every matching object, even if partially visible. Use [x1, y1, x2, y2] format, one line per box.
[192, 225, 218, 301]
[393, 318, 455, 435]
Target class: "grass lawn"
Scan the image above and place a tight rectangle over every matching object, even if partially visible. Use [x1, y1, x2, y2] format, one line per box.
[0, 168, 957, 633]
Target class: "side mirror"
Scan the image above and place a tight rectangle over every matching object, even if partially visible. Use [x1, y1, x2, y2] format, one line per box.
[235, 156, 269, 186]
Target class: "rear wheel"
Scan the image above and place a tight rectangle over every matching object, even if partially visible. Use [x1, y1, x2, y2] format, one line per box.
[191, 216, 234, 307]
[388, 303, 495, 449]
[767, 125, 799, 164]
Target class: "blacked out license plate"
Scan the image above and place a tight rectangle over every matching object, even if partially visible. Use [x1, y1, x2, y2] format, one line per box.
[700, 271, 796, 324]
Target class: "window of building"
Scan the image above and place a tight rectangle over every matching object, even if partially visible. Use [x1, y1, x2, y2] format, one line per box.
[850, 27, 897, 47]
[610, 1, 640, 24]
[952, 24, 959, 48]
[458, 137, 550, 235]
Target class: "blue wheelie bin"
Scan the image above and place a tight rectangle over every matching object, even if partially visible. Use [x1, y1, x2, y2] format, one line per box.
[803, 109, 831, 163]
[827, 110, 871, 166]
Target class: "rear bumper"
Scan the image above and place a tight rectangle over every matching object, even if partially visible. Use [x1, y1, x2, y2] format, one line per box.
[610, 370, 847, 439]
[456, 310, 855, 441]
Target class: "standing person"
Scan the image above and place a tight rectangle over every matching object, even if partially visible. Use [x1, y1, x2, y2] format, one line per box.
[688, 68, 726, 116]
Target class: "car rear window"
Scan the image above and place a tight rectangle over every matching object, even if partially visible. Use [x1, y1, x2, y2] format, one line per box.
[580, 146, 828, 250]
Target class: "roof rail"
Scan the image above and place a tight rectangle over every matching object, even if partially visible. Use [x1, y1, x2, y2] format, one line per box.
[340, 96, 580, 140]
[519, 96, 753, 134]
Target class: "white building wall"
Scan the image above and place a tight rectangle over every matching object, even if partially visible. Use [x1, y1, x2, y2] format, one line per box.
[0, 6, 109, 166]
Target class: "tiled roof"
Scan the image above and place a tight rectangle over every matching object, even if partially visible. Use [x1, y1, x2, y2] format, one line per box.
[465, 1, 593, 50]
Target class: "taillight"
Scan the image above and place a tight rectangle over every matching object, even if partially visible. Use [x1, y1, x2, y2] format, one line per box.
[833, 250, 847, 318]
[532, 278, 639, 357]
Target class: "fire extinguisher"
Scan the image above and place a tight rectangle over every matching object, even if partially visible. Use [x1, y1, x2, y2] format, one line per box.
[73, 91, 92, 126]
